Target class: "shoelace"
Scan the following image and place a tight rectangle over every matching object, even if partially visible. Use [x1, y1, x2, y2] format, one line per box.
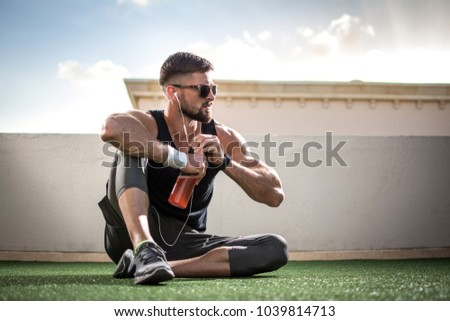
[137, 245, 164, 263]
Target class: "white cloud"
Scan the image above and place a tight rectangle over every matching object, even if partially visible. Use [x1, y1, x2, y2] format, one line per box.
[330, 14, 375, 38]
[187, 36, 278, 80]
[288, 14, 449, 82]
[297, 14, 375, 58]
[242, 30, 272, 45]
[355, 48, 450, 83]
[57, 60, 131, 85]
[117, 0, 151, 6]
[296, 27, 314, 38]
[171, 14, 449, 83]
[186, 30, 277, 79]
[186, 35, 450, 83]
[258, 31, 272, 41]
[243, 31, 256, 45]
[55, 60, 132, 132]
[283, 47, 450, 83]
[309, 30, 339, 57]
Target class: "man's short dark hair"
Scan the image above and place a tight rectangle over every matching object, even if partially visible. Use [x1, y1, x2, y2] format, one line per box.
[159, 52, 214, 86]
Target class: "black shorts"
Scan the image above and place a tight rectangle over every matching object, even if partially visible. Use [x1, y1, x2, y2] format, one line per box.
[100, 193, 234, 262]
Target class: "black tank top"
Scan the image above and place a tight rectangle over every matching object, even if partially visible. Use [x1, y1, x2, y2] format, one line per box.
[146, 110, 221, 231]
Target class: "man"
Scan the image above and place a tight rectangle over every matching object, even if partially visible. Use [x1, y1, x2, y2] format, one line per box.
[99, 52, 288, 285]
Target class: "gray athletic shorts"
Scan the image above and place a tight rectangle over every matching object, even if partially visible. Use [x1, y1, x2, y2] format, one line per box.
[98, 151, 288, 276]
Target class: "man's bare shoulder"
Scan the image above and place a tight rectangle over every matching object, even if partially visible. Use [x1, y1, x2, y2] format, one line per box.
[127, 109, 158, 136]
[214, 121, 247, 153]
[214, 121, 238, 140]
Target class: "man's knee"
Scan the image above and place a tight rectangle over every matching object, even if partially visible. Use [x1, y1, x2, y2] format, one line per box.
[264, 234, 289, 271]
[114, 151, 148, 199]
[229, 233, 288, 276]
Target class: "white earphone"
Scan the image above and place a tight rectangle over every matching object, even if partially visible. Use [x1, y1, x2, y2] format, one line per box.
[173, 92, 180, 106]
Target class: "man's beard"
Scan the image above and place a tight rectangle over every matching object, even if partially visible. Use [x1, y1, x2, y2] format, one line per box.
[180, 103, 212, 123]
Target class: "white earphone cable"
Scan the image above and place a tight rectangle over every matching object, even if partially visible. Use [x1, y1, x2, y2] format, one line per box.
[155, 93, 194, 247]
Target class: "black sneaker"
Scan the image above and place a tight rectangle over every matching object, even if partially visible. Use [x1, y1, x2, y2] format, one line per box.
[113, 249, 135, 279]
[134, 242, 174, 285]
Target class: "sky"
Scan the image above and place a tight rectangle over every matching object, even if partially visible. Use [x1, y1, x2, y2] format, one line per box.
[1, 0, 449, 133]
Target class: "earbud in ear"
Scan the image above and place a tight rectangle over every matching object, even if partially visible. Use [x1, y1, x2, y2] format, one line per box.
[173, 92, 180, 103]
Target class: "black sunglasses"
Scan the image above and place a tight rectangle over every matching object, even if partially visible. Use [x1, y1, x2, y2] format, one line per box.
[170, 84, 218, 98]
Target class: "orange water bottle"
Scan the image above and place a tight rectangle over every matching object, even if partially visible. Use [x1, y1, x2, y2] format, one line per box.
[168, 173, 197, 209]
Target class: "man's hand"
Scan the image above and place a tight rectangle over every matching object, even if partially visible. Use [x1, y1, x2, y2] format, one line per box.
[193, 134, 225, 166]
[181, 151, 207, 184]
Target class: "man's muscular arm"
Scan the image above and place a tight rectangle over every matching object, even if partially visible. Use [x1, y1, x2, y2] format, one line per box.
[101, 110, 164, 160]
[200, 124, 284, 207]
[100, 110, 204, 176]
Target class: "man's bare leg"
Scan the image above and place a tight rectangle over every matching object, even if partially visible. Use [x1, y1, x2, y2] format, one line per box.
[118, 187, 174, 284]
[118, 187, 154, 248]
[169, 247, 231, 277]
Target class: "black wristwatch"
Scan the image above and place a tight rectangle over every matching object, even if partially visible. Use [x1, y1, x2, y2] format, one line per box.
[218, 153, 232, 171]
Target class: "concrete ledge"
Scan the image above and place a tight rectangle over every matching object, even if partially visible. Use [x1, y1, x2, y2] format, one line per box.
[1, 248, 449, 262]
[289, 248, 450, 261]
[0, 251, 112, 262]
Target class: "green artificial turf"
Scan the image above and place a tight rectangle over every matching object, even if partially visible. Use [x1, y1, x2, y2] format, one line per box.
[0, 259, 449, 301]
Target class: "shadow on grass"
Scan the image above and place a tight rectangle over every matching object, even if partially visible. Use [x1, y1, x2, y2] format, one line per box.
[174, 275, 275, 283]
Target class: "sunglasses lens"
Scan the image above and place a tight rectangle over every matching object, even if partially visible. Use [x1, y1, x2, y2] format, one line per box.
[199, 85, 217, 98]
[200, 86, 209, 98]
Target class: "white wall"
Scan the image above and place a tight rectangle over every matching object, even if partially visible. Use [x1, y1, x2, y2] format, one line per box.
[1, 133, 449, 254]
[0, 134, 108, 252]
